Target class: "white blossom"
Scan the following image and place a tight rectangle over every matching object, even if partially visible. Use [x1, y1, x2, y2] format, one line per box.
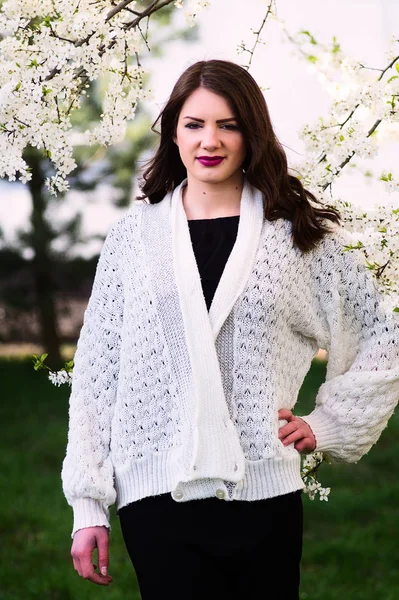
[319, 487, 331, 502]
[48, 369, 73, 387]
[184, 0, 211, 27]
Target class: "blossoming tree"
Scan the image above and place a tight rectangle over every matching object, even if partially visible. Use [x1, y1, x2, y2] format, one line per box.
[284, 26, 399, 313]
[0, 0, 199, 362]
[236, 2, 399, 313]
[0, 0, 209, 192]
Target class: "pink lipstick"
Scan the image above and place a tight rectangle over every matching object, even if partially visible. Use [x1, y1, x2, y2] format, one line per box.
[197, 156, 224, 167]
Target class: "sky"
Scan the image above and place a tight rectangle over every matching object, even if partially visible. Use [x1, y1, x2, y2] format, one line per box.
[0, 0, 398, 257]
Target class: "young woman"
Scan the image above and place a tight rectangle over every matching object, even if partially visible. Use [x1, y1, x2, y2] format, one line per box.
[62, 60, 399, 599]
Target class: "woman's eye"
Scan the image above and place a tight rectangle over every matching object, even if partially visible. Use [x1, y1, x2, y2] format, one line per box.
[184, 123, 239, 130]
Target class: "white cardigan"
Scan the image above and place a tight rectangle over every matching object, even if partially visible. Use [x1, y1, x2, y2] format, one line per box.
[61, 178, 399, 536]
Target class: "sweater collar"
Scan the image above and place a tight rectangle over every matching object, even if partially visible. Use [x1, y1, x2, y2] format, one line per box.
[170, 177, 265, 340]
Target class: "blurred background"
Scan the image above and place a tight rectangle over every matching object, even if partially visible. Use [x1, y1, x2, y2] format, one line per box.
[1, 1, 398, 599]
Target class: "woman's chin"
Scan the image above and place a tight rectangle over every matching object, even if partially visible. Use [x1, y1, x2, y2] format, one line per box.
[187, 168, 242, 186]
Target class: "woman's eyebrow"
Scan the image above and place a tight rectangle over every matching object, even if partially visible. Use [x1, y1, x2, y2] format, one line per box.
[182, 116, 237, 123]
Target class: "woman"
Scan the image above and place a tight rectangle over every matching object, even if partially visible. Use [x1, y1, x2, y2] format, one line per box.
[62, 60, 399, 599]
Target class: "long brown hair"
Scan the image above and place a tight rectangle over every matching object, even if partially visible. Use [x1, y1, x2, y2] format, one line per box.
[138, 59, 340, 252]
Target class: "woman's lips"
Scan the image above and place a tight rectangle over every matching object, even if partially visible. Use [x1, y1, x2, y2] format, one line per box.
[197, 157, 224, 167]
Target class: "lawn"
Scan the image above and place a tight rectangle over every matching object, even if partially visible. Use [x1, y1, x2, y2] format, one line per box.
[1, 356, 398, 599]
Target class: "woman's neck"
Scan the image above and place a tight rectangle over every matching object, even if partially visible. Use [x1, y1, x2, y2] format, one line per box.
[182, 176, 243, 220]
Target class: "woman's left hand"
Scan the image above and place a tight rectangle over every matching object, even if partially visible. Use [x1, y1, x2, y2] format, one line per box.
[278, 409, 316, 453]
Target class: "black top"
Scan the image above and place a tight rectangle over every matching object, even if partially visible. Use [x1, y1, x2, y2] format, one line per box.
[187, 215, 240, 311]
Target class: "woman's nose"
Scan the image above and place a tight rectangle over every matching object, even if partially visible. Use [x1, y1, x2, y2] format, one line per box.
[200, 127, 221, 149]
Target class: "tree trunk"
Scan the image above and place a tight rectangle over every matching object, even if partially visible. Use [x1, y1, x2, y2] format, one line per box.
[25, 149, 62, 366]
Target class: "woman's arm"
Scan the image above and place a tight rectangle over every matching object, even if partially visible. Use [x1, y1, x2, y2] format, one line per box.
[61, 221, 125, 537]
[299, 227, 399, 463]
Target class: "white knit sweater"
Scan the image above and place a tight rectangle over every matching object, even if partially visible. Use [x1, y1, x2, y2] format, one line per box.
[61, 178, 399, 537]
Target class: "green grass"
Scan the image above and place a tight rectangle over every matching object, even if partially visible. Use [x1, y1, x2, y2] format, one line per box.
[297, 361, 399, 600]
[1, 357, 398, 599]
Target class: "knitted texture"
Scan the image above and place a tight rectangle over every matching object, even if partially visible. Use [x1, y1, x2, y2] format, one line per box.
[61, 179, 399, 536]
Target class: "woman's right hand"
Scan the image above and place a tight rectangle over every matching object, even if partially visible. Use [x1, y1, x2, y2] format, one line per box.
[71, 526, 113, 586]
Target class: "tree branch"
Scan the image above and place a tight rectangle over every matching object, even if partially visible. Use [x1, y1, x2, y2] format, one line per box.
[106, 0, 139, 22]
[378, 54, 399, 81]
[315, 50, 398, 176]
[322, 117, 383, 191]
[44, 0, 175, 82]
[375, 260, 390, 278]
[240, 1, 275, 71]
[122, 0, 175, 31]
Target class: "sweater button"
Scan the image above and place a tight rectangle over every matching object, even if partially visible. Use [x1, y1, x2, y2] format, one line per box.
[172, 489, 184, 501]
[216, 488, 226, 500]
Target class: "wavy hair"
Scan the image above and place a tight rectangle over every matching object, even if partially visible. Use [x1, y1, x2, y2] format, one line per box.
[138, 59, 341, 252]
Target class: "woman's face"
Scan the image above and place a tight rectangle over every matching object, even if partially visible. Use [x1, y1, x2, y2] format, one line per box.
[174, 87, 247, 187]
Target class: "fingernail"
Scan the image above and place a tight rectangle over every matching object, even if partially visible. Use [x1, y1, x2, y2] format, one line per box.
[101, 567, 108, 576]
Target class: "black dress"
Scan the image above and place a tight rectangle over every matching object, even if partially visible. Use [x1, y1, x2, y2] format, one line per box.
[118, 215, 302, 600]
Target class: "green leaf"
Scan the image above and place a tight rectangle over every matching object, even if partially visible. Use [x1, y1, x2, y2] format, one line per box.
[307, 55, 318, 64]
[387, 75, 398, 84]
[65, 360, 74, 372]
[339, 134, 344, 141]
[301, 30, 317, 45]
[14, 82, 21, 92]
[343, 242, 364, 252]
[32, 352, 50, 372]
[332, 36, 341, 54]
[395, 63, 399, 73]
[393, 307, 399, 313]
[380, 172, 393, 182]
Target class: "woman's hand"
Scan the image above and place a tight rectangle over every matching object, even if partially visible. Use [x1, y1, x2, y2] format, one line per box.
[278, 409, 316, 453]
[71, 526, 113, 586]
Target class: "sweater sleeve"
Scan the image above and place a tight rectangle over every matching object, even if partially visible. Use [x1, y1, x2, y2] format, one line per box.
[300, 226, 399, 463]
[61, 222, 124, 537]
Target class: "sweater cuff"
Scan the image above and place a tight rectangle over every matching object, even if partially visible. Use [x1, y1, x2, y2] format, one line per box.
[71, 498, 110, 539]
[299, 407, 343, 457]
